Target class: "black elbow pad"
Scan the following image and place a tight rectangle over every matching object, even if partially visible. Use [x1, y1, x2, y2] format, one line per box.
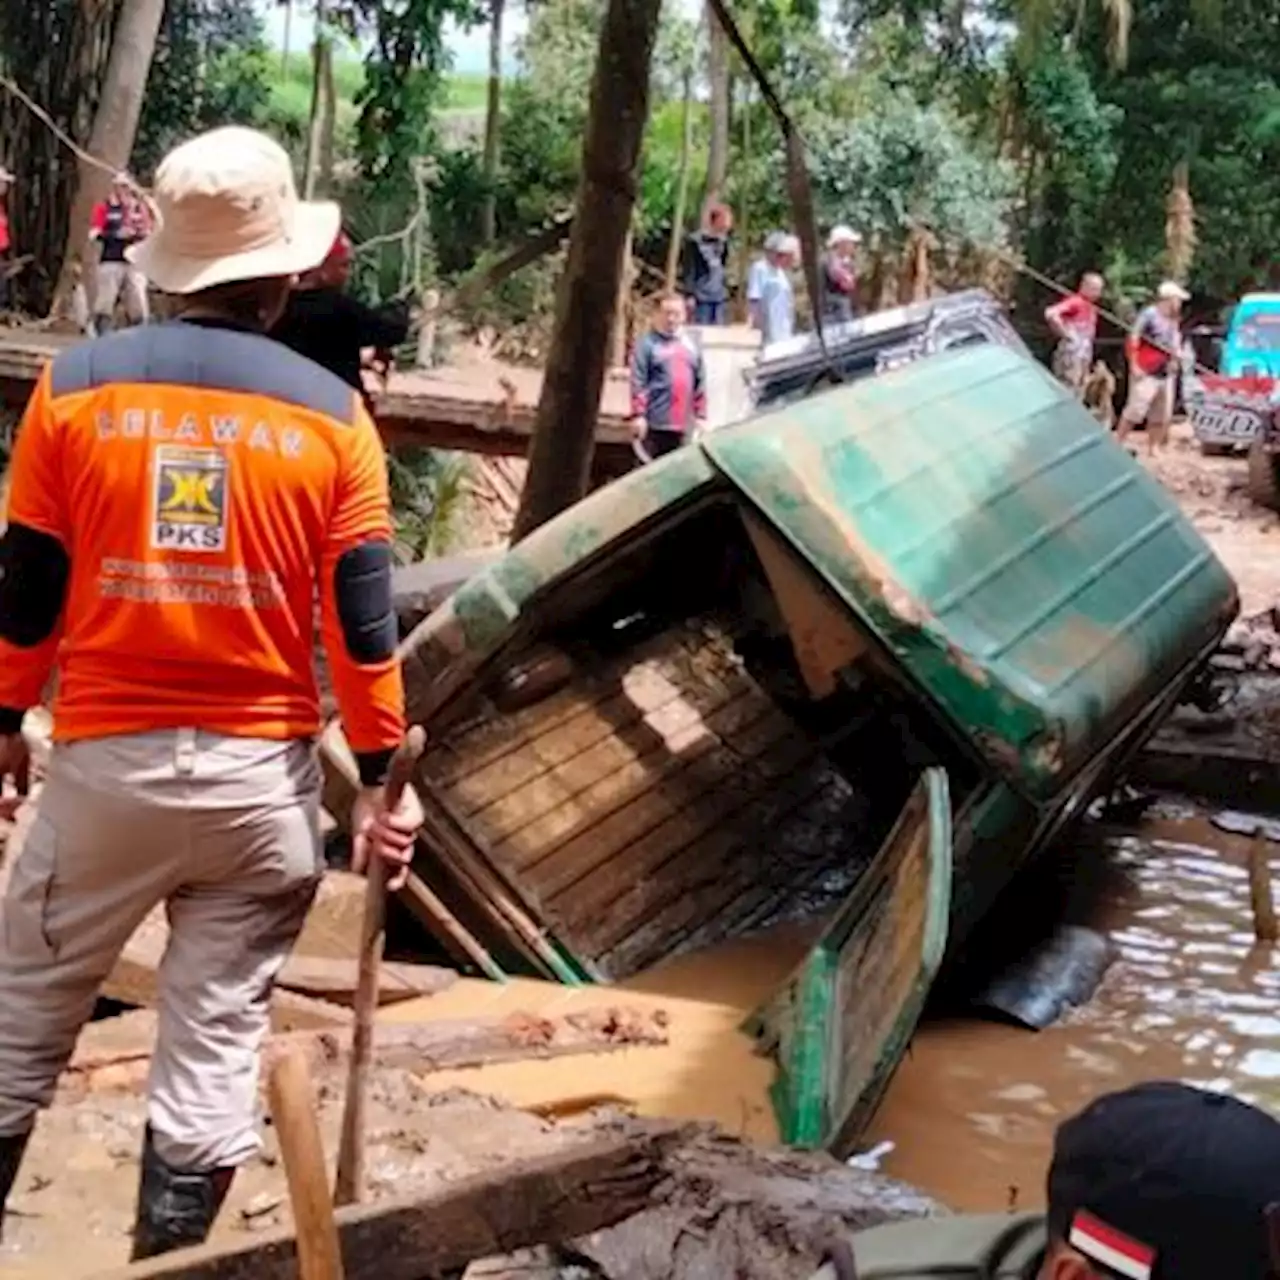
[0, 522, 70, 648]
[334, 539, 397, 664]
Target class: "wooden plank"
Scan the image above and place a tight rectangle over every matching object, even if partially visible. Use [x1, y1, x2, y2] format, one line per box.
[99, 1124, 686, 1280]
[577, 754, 838, 972]
[594, 768, 860, 978]
[743, 513, 869, 699]
[101, 907, 422, 1019]
[532, 709, 799, 904]
[448, 683, 678, 817]
[463, 681, 741, 845]
[426, 637, 705, 791]
[274, 955, 457, 1005]
[60, 1006, 670, 1097]
[488, 690, 768, 873]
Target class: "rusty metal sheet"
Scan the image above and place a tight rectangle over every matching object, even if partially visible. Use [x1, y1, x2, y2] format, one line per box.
[701, 344, 1238, 800]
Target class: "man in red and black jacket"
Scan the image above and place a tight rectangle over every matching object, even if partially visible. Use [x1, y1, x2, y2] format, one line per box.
[270, 229, 411, 414]
[629, 294, 708, 461]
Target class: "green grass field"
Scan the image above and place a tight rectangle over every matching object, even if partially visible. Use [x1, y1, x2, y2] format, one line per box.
[268, 52, 489, 120]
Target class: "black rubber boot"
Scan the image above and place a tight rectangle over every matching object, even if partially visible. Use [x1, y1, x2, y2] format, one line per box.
[0, 1129, 32, 1243]
[129, 1128, 234, 1262]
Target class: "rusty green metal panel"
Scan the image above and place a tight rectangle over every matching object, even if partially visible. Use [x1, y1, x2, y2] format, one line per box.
[746, 767, 952, 1154]
[701, 344, 1238, 800]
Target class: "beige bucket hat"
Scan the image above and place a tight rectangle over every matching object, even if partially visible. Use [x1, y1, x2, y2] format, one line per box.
[129, 126, 340, 295]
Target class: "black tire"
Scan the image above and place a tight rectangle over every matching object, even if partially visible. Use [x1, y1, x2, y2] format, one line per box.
[1247, 438, 1280, 511]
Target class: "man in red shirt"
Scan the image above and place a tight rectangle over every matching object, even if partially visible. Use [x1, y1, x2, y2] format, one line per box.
[1045, 272, 1104, 397]
[89, 175, 150, 333]
[1117, 280, 1190, 455]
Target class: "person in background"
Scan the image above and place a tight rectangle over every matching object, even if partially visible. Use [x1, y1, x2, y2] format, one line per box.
[122, 187, 154, 326]
[89, 174, 149, 334]
[1116, 280, 1190, 456]
[1046, 272, 1104, 398]
[746, 231, 782, 329]
[748, 233, 799, 348]
[630, 293, 707, 460]
[680, 201, 733, 326]
[809, 1081, 1280, 1279]
[270, 229, 411, 414]
[0, 166, 13, 313]
[821, 225, 862, 324]
[0, 125, 421, 1259]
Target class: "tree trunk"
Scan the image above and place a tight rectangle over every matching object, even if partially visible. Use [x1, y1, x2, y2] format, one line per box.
[317, 37, 337, 194]
[49, 0, 166, 320]
[706, 1, 730, 198]
[664, 66, 695, 291]
[480, 0, 505, 245]
[303, 4, 329, 200]
[612, 223, 633, 368]
[511, 0, 664, 543]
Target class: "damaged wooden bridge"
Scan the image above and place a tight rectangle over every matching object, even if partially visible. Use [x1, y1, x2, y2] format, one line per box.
[0, 327, 636, 471]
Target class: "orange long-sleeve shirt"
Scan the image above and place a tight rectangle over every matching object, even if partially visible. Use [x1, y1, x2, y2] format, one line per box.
[0, 320, 404, 760]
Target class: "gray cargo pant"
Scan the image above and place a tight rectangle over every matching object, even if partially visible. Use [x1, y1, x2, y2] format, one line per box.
[0, 729, 322, 1171]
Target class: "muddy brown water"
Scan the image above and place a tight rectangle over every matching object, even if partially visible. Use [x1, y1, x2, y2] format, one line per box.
[613, 797, 1280, 1214]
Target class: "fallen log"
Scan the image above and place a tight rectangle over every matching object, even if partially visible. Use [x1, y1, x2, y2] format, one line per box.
[98, 1122, 686, 1280]
[60, 1006, 670, 1097]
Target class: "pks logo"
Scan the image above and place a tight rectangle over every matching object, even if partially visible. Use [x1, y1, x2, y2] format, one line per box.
[151, 445, 229, 553]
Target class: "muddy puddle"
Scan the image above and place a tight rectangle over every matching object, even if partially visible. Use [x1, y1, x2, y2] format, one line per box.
[606, 796, 1280, 1214]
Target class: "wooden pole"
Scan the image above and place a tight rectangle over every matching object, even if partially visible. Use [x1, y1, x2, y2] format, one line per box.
[333, 726, 428, 1206]
[1249, 835, 1278, 943]
[268, 1046, 346, 1280]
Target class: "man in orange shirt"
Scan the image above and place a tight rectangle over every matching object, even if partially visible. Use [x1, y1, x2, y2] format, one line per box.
[0, 125, 423, 1258]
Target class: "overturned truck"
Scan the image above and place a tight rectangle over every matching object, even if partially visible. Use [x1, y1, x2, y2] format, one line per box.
[387, 342, 1236, 1156]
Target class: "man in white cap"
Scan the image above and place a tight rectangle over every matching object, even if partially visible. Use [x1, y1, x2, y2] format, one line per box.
[822, 225, 862, 324]
[747, 231, 799, 347]
[0, 125, 424, 1258]
[1117, 280, 1191, 454]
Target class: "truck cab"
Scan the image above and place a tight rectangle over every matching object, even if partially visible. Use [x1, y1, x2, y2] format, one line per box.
[1186, 293, 1280, 455]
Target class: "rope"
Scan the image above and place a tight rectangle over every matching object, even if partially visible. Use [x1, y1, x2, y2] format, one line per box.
[0, 74, 145, 195]
[0, 73, 425, 279]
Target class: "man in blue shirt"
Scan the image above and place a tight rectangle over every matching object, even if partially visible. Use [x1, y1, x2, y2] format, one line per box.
[748, 233, 798, 347]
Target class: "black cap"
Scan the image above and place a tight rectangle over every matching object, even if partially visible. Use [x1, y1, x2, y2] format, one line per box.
[1047, 1081, 1280, 1279]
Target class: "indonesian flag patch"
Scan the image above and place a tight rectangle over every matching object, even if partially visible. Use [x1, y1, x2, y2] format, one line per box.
[1069, 1210, 1156, 1280]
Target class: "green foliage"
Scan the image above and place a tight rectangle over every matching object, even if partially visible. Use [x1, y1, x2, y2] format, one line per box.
[808, 88, 1017, 251]
[346, 0, 483, 188]
[1014, 45, 1122, 277]
[133, 0, 274, 177]
[387, 449, 471, 560]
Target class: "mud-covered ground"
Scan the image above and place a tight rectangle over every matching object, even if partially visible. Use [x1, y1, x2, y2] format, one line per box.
[0, 1035, 940, 1278]
[1131, 424, 1280, 793]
